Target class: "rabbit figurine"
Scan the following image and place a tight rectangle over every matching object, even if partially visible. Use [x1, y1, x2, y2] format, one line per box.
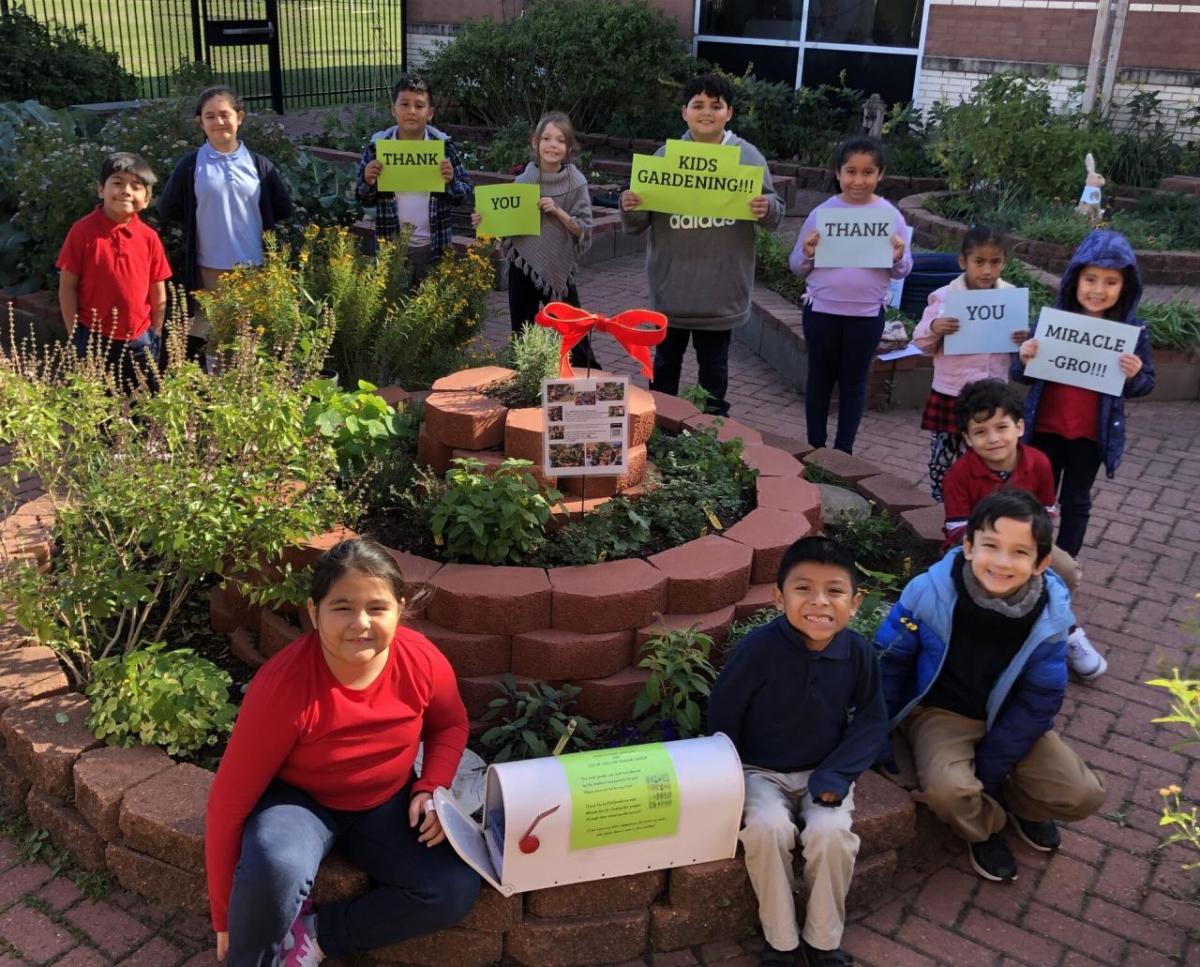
[1076, 152, 1105, 224]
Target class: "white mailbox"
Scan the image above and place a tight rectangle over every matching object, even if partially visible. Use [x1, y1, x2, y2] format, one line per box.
[435, 734, 745, 896]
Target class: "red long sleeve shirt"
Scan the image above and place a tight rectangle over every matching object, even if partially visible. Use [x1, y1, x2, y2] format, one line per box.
[942, 443, 1058, 550]
[204, 627, 468, 932]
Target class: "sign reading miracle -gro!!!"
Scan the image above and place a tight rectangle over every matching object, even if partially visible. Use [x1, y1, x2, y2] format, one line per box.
[1024, 307, 1137, 396]
[630, 139, 764, 222]
[376, 138, 445, 193]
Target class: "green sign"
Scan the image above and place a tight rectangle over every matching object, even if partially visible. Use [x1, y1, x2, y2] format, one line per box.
[559, 743, 680, 850]
[475, 183, 541, 237]
[376, 138, 445, 193]
[630, 139, 764, 222]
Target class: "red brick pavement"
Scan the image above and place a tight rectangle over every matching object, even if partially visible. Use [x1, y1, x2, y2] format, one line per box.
[2, 253, 1197, 964]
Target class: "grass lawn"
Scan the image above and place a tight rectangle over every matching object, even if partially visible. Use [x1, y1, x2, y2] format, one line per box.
[23, 0, 402, 107]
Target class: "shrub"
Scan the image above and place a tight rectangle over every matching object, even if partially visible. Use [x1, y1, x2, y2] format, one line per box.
[0, 9, 136, 108]
[1141, 300, 1200, 353]
[303, 378, 413, 480]
[508, 323, 561, 406]
[480, 674, 596, 762]
[431, 458, 563, 565]
[633, 624, 718, 739]
[756, 227, 806, 305]
[423, 0, 694, 135]
[86, 643, 237, 756]
[1147, 669, 1200, 869]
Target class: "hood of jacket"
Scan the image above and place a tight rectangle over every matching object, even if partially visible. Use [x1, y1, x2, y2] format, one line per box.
[370, 123, 451, 144]
[1056, 229, 1143, 324]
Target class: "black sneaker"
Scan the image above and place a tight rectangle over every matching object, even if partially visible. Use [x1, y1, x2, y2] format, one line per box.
[803, 942, 854, 966]
[760, 945, 796, 966]
[1009, 813, 1061, 852]
[969, 832, 1018, 882]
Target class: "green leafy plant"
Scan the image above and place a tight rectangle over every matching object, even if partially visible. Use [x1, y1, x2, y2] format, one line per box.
[825, 509, 904, 574]
[480, 674, 596, 762]
[486, 118, 534, 171]
[1147, 669, 1200, 868]
[726, 607, 782, 656]
[304, 377, 411, 479]
[431, 458, 563, 565]
[86, 643, 238, 756]
[1141, 300, 1200, 354]
[679, 383, 713, 413]
[633, 624, 718, 739]
[508, 322, 562, 406]
[755, 227, 806, 306]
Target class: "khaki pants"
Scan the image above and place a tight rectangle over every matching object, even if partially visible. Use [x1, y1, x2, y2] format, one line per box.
[1049, 545, 1079, 595]
[903, 706, 1106, 843]
[739, 766, 859, 952]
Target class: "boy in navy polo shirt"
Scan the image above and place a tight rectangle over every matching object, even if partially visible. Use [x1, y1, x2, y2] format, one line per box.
[709, 537, 886, 967]
[57, 152, 171, 391]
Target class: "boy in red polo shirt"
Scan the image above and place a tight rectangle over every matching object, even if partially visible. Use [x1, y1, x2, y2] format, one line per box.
[57, 152, 171, 391]
[942, 379, 1104, 680]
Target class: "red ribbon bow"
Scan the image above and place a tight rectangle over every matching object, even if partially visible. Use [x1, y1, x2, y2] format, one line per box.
[535, 302, 668, 379]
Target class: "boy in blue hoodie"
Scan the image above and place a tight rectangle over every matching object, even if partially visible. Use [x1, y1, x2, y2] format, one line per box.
[355, 73, 473, 281]
[876, 490, 1106, 882]
[710, 536, 886, 967]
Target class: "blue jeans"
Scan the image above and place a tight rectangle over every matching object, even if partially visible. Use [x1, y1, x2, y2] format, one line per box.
[802, 306, 885, 453]
[227, 780, 480, 966]
[71, 324, 161, 393]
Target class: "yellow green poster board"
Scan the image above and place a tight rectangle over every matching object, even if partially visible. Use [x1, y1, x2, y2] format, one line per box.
[559, 742, 680, 850]
[475, 183, 541, 237]
[630, 139, 764, 222]
[376, 138, 445, 193]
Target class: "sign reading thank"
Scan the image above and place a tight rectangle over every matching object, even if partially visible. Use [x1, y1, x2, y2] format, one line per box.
[814, 207, 896, 268]
[942, 287, 1029, 356]
[630, 139, 764, 222]
[376, 138, 445, 193]
[475, 184, 541, 237]
[1024, 307, 1136, 396]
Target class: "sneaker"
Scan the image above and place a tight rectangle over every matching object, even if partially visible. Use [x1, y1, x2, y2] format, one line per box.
[1067, 626, 1107, 681]
[969, 832, 1018, 882]
[1009, 813, 1061, 852]
[277, 900, 324, 967]
[803, 942, 855, 966]
[760, 945, 797, 966]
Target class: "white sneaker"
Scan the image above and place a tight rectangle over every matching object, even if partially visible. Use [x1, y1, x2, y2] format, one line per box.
[1067, 626, 1106, 681]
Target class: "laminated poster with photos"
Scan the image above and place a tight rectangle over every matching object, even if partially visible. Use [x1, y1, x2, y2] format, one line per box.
[542, 376, 630, 477]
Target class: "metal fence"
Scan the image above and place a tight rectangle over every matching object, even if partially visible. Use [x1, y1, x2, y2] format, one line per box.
[12, 0, 405, 109]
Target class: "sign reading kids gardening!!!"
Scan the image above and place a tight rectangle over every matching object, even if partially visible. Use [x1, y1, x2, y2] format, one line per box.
[376, 138, 445, 193]
[1024, 307, 1137, 396]
[630, 139, 763, 222]
[558, 743, 681, 850]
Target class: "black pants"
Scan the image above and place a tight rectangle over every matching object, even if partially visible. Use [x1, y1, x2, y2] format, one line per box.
[1031, 432, 1103, 557]
[802, 305, 886, 453]
[651, 325, 732, 417]
[507, 261, 599, 370]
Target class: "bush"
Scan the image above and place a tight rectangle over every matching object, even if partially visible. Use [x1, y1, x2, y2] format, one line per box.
[1141, 301, 1200, 353]
[633, 624, 718, 739]
[508, 323, 561, 406]
[423, 0, 694, 135]
[86, 643, 237, 756]
[756, 227, 805, 305]
[0, 9, 136, 108]
[303, 378, 413, 480]
[480, 674, 595, 762]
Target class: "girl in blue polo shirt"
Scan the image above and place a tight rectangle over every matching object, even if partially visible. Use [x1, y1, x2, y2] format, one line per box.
[159, 86, 294, 365]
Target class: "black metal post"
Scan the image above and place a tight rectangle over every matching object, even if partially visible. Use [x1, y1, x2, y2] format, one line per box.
[189, 0, 204, 64]
[265, 0, 285, 114]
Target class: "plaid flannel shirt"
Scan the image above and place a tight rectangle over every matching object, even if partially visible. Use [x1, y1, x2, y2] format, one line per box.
[355, 124, 473, 263]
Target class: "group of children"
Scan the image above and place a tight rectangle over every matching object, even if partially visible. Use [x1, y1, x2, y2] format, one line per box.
[53, 69, 1159, 967]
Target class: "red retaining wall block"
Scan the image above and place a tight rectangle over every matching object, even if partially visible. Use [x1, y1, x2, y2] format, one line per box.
[457, 673, 538, 720]
[548, 558, 667, 633]
[503, 407, 543, 464]
[259, 608, 302, 660]
[804, 448, 879, 483]
[756, 475, 823, 531]
[505, 908, 650, 967]
[408, 620, 511, 677]
[424, 391, 508, 451]
[627, 385, 657, 448]
[740, 444, 804, 478]
[573, 665, 650, 722]
[417, 422, 455, 475]
[383, 549, 443, 619]
[209, 582, 261, 635]
[0, 748, 31, 818]
[681, 414, 764, 446]
[367, 928, 503, 966]
[561, 444, 647, 498]
[651, 858, 757, 950]
[734, 583, 779, 619]
[431, 366, 516, 393]
[118, 763, 212, 870]
[512, 627, 634, 680]
[428, 565, 551, 635]
[0, 693, 102, 797]
[73, 745, 174, 843]
[849, 769, 917, 858]
[901, 503, 947, 549]
[105, 843, 208, 917]
[724, 507, 814, 584]
[649, 391, 700, 433]
[634, 606, 736, 652]
[282, 524, 359, 571]
[857, 473, 937, 515]
[647, 535, 753, 614]
[0, 646, 69, 713]
[26, 789, 106, 871]
[527, 869, 665, 918]
[459, 888, 524, 932]
[374, 385, 410, 408]
[311, 852, 371, 904]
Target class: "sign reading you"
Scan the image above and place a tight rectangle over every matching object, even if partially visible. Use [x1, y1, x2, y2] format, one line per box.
[1024, 307, 1136, 396]
[475, 184, 541, 237]
[376, 138, 445, 193]
[814, 207, 896, 268]
[630, 139, 764, 222]
[942, 287, 1030, 355]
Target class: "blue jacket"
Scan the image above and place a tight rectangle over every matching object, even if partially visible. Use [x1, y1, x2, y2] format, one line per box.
[874, 549, 1074, 794]
[1011, 229, 1156, 478]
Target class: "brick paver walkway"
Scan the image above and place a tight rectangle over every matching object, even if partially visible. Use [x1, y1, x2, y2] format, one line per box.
[2, 253, 1197, 965]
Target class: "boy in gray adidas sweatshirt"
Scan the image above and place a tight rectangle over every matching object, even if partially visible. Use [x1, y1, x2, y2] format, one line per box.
[620, 73, 784, 417]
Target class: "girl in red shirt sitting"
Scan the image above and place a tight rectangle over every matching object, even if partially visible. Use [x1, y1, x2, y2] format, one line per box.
[205, 539, 478, 966]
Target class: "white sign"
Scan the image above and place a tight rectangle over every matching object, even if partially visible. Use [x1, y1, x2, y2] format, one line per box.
[542, 376, 629, 478]
[1024, 307, 1137, 396]
[814, 206, 896, 268]
[942, 287, 1029, 356]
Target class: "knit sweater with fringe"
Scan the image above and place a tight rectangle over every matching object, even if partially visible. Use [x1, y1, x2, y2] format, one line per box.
[503, 162, 593, 299]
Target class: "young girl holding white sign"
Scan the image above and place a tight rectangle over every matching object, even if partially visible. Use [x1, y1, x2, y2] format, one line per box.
[471, 111, 598, 368]
[788, 136, 912, 453]
[912, 225, 1024, 501]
